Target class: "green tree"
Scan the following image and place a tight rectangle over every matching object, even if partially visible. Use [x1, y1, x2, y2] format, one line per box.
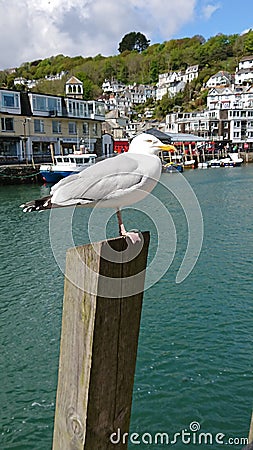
[118, 32, 150, 53]
[243, 30, 253, 54]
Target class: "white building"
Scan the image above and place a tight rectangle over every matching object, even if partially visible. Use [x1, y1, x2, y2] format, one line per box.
[206, 71, 233, 88]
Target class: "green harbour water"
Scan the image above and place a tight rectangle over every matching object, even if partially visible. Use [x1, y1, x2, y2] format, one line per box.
[0, 166, 253, 449]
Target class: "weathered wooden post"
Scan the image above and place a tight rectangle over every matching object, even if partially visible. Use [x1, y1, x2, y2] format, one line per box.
[52, 232, 150, 450]
[248, 411, 253, 444]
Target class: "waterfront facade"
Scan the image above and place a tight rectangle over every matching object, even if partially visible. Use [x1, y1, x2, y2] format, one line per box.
[0, 86, 105, 164]
[165, 107, 253, 151]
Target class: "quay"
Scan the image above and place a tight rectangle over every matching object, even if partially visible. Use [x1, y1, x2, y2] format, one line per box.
[0, 164, 42, 185]
[241, 151, 253, 163]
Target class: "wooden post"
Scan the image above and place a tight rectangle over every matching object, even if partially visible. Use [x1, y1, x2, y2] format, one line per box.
[52, 232, 150, 450]
[248, 411, 253, 444]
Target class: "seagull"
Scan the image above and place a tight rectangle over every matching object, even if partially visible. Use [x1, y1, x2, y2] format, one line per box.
[21, 133, 174, 243]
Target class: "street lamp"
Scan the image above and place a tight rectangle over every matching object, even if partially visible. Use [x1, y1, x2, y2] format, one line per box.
[22, 118, 31, 165]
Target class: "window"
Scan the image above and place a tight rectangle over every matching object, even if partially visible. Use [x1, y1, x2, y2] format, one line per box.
[92, 123, 98, 134]
[68, 101, 73, 113]
[33, 96, 46, 111]
[88, 103, 94, 116]
[67, 100, 83, 117]
[68, 122, 77, 134]
[234, 121, 240, 128]
[1, 117, 14, 131]
[34, 119, 44, 133]
[48, 97, 59, 112]
[83, 122, 89, 134]
[32, 95, 61, 114]
[75, 157, 89, 164]
[52, 121, 61, 133]
[2, 93, 19, 108]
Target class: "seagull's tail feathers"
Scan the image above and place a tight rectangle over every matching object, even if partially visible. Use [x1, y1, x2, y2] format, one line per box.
[20, 195, 52, 212]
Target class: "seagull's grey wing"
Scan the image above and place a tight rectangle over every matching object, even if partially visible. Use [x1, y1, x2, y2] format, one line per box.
[51, 154, 144, 205]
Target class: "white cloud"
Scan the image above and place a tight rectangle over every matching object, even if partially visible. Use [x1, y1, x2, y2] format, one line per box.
[0, 0, 198, 70]
[201, 3, 221, 20]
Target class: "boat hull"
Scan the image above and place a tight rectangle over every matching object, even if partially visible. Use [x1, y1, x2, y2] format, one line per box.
[163, 163, 184, 173]
[40, 170, 77, 183]
[39, 153, 97, 183]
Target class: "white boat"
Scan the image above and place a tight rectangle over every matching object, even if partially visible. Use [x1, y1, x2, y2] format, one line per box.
[40, 153, 97, 183]
[228, 153, 244, 166]
[198, 161, 210, 169]
[209, 153, 244, 168]
[220, 153, 244, 167]
[209, 158, 221, 168]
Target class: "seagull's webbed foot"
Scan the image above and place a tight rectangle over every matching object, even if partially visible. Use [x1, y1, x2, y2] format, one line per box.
[116, 209, 141, 244]
[121, 229, 141, 244]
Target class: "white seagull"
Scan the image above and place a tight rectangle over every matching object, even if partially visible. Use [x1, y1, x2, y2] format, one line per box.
[21, 133, 174, 243]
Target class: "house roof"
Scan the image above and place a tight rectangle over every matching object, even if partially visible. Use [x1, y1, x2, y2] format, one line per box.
[167, 132, 207, 142]
[240, 55, 253, 62]
[146, 128, 207, 143]
[66, 76, 83, 85]
[145, 128, 172, 143]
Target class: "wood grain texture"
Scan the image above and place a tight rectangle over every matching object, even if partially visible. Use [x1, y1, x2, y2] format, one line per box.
[53, 232, 150, 450]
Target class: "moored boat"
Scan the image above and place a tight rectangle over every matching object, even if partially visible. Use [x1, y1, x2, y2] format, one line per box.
[209, 158, 221, 168]
[225, 153, 243, 166]
[209, 153, 244, 168]
[40, 153, 97, 183]
[163, 162, 184, 173]
[183, 159, 195, 169]
[198, 161, 210, 169]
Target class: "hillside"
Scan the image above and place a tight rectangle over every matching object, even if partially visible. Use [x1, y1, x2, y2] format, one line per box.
[1, 30, 253, 117]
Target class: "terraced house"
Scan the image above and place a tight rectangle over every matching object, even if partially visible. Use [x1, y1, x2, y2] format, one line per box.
[0, 77, 105, 164]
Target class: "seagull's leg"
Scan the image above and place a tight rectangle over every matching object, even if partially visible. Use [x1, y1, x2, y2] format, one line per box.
[116, 209, 141, 244]
[116, 209, 127, 235]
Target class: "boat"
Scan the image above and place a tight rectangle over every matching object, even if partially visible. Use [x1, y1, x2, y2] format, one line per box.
[209, 153, 244, 168]
[163, 162, 184, 173]
[183, 159, 195, 169]
[40, 153, 97, 183]
[198, 161, 210, 169]
[209, 158, 221, 168]
[220, 153, 244, 167]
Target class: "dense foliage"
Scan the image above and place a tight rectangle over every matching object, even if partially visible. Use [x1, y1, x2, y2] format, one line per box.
[118, 32, 150, 53]
[1, 30, 253, 117]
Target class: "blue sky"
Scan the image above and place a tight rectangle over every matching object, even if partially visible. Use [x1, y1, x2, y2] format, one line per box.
[174, 0, 253, 41]
[0, 0, 252, 70]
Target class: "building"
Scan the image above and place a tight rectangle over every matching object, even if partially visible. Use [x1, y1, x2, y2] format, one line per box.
[205, 71, 233, 88]
[156, 66, 199, 101]
[0, 83, 105, 163]
[65, 76, 84, 99]
[235, 55, 253, 85]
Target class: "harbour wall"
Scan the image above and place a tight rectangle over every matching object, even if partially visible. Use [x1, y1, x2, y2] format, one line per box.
[0, 164, 43, 185]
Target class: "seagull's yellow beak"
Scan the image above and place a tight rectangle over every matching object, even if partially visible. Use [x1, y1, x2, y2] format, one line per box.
[159, 144, 177, 152]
